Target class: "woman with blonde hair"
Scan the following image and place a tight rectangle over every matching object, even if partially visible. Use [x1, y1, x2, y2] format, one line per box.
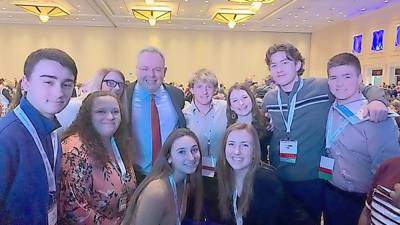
[217, 123, 283, 225]
[59, 91, 136, 225]
[122, 128, 203, 225]
[57, 68, 127, 132]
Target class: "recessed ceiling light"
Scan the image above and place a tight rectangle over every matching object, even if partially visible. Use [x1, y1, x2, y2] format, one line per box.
[2, 7, 6, 10]
[75, 17, 79, 20]
[276, 18, 281, 21]
[288, 12, 292, 16]
[361, 8, 366, 11]
[300, 6, 305, 9]
[185, 0, 188, 2]
[384, 0, 389, 3]
[92, 18, 96, 21]
[285, 24, 289, 27]
[295, 25, 299, 27]
[241, 23, 246, 26]
[315, 14, 319, 17]
[294, 15, 298, 18]
[339, 11, 343, 14]
[330, 7, 335, 10]
[344, 14, 347, 17]
[304, 11, 309, 14]
[202, 22, 206, 25]
[205, 0, 209, 2]
[303, 18, 308, 22]
[120, 6, 123, 9]
[271, 24, 276, 27]
[8, 15, 13, 18]
[327, 19, 333, 23]
[77, 5, 80, 8]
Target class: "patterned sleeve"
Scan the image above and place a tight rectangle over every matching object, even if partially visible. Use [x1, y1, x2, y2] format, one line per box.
[59, 135, 114, 225]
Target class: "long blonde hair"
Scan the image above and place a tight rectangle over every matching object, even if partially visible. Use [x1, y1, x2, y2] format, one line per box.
[217, 123, 262, 220]
[121, 128, 203, 224]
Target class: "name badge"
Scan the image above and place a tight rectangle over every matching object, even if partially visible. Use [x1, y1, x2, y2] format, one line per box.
[319, 156, 335, 180]
[202, 156, 216, 177]
[48, 203, 57, 225]
[119, 196, 128, 212]
[279, 140, 298, 163]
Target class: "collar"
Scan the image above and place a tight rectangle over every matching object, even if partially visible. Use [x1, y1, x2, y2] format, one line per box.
[189, 99, 215, 114]
[18, 97, 61, 135]
[135, 82, 165, 98]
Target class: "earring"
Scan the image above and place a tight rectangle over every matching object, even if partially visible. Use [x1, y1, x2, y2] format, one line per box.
[231, 113, 237, 120]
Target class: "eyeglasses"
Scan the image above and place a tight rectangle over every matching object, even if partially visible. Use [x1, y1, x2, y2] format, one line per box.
[102, 79, 125, 88]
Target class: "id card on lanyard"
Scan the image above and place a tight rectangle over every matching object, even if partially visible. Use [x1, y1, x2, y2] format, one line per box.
[111, 137, 129, 211]
[320, 106, 349, 180]
[277, 79, 303, 164]
[168, 176, 186, 225]
[14, 106, 58, 225]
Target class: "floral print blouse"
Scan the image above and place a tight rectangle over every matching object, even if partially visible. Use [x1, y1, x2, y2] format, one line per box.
[59, 134, 136, 225]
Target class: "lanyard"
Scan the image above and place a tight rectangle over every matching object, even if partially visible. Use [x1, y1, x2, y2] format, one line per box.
[111, 137, 127, 179]
[168, 176, 186, 225]
[326, 106, 349, 149]
[232, 189, 243, 225]
[14, 106, 58, 193]
[277, 79, 304, 135]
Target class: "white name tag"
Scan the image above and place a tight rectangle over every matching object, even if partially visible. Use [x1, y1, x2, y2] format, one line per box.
[319, 156, 335, 180]
[279, 140, 298, 163]
[202, 156, 216, 177]
[48, 203, 57, 225]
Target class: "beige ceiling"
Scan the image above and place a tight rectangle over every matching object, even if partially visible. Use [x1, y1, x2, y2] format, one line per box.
[0, 0, 399, 32]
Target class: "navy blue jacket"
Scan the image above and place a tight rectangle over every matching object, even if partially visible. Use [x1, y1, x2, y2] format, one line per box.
[0, 98, 61, 225]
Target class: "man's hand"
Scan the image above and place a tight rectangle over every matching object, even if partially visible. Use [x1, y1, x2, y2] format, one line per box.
[363, 100, 388, 122]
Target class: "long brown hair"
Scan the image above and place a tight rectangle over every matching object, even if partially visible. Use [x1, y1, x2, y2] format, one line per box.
[121, 128, 203, 224]
[62, 91, 133, 168]
[226, 83, 268, 139]
[217, 123, 262, 220]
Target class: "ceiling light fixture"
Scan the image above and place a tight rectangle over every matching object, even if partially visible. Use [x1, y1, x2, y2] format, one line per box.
[13, 2, 70, 23]
[145, 0, 155, 4]
[228, 0, 274, 10]
[212, 9, 255, 29]
[131, 7, 172, 26]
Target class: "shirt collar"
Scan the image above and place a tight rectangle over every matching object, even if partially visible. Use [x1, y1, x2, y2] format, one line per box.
[19, 97, 61, 135]
[189, 99, 215, 113]
[135, 82, 165, 98]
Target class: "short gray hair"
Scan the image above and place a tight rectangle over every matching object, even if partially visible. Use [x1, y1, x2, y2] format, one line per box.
[137, 47, 165, 66]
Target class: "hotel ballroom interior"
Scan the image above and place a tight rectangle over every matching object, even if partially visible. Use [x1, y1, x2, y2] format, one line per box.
[1, 0, 400, 225]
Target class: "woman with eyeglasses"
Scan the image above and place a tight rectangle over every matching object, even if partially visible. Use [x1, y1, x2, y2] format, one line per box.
[57, 68, 128, 133]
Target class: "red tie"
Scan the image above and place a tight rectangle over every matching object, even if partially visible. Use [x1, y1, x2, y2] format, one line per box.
[151, 94, 161, 163]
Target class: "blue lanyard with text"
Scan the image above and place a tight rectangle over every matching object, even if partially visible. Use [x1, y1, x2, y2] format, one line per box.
[14, 106, 58, 193]
[168, 176, 186, 225]
[233, 189, 243, 225]
[277, 79, 304, 135]
[111, 137, 127, 179]
[325, 106, 349, 149]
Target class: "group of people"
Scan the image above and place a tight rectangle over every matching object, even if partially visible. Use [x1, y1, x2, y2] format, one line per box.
[0, 43, 399, 225]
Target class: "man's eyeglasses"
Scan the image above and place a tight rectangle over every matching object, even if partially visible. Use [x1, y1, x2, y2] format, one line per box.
[102, 79, 125, 88]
